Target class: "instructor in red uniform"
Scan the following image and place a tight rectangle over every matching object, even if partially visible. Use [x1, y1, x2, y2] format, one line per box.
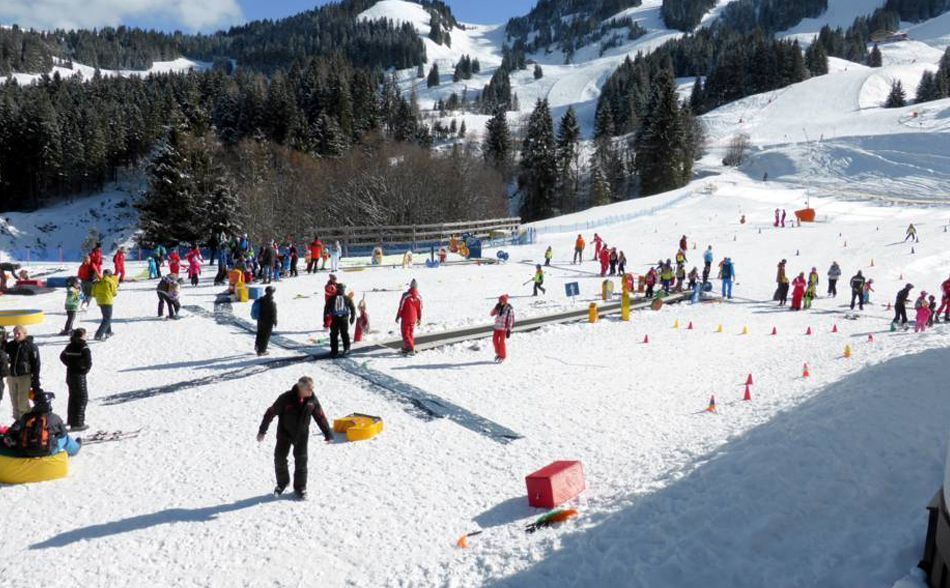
[396, 279, 422, 355]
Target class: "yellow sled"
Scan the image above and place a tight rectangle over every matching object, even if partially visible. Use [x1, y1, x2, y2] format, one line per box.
[332, 413, 384, 442]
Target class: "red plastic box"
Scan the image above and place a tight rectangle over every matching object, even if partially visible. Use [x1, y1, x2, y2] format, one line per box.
[525, 461, 586, 509]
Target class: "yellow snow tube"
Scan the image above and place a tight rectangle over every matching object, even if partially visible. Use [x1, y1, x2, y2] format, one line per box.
[333, 413, 384, 442]
[0, 309, 45, 327]
[0, 451, 68, 484]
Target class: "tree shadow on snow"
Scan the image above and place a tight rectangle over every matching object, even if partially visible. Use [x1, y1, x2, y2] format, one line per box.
[119, 354, 251, 373]
[30, 495, 273, 550]
[492, 348, 950, 588]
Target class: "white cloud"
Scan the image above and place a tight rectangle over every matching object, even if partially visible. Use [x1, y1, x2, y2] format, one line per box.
[0, 0, 244, 32]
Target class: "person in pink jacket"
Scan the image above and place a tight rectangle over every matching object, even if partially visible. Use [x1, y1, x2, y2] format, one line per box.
[490, 294, 515, 363]
[915, 293, 932, 333]
[185, 246, 203, 287]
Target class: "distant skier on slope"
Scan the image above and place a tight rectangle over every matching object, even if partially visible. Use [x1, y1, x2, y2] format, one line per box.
[905, 223, 918, 242]
[827, 261, 842, 297]
[257, 376, 333, 500]
[894, 283, 913, 326]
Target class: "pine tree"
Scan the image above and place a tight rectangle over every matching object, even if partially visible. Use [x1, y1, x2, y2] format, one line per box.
[458, 119, 467, 138]
[868, 44, 883, 68]
[417, 63, 425, 79]
[519, 99, 558, 221]
[634, 70, 691, 196]
[427, 63, 441, 88]
[805, 41, 829, 76]
[484, 107, 511, 171]
[589, 160, 612, 207]
[556, 107, 581, 211]
[915, 71, 939, 103]
[594, 104, 615, 140]
[884, 79, 906, 108]
[137, 130, 202, 246]
[689, 76, 706, 114]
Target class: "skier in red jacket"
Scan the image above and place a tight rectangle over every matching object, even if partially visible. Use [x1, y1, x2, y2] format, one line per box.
[308, 238, 324, 274]
[112, 247, 126, 282]
[490, 294, 515, 362]
[592, 233, 603, 261]
[89, 244, 104, 279]
[396, 279, 422, 355]
[790, 272, 807, 310]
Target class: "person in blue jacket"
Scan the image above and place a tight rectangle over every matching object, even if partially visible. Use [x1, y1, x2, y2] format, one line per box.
[702, 246, 714, 283]
[721, 257, 735, 299]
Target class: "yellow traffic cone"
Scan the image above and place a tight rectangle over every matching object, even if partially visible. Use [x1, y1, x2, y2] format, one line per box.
[844, 344, 852, 358]
[741, 326, 748, 335]
[715, 324, 723, 333]
[673, 319, 680, 329]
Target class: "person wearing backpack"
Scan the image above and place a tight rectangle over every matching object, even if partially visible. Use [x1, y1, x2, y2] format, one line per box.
[325, 283, 356, 358]
[4, 325, 41, 420]
[490, 294, 515, 363]
[255, 286, 278, 356]
[1, 391, 80, 458]
[257, 376, 333, 500]
[59, 328, 91, 431]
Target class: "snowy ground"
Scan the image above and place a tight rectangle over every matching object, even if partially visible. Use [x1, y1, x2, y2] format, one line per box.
[2, 175, 950, 586]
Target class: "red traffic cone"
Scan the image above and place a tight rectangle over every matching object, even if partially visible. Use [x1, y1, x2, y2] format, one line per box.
[643, 334, 649, 344]
[867, 334, 874, 343]
[805, 326, 812, 335]
[771, 326, 777, 335]
[743, 384, 752, 401]
[803, 363, 810, 378]
[687, 321, 694, 330]
[831, 324, 838, 333]
[746, 373, 754, 386]
[706, 395, 717, 412]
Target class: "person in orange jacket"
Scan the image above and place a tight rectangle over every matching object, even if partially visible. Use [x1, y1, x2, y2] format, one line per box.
[490, 294, 515, 362]
[573, 235, 585, 264]
[396, 279, 422, 355]
[308, 238, 324, 273]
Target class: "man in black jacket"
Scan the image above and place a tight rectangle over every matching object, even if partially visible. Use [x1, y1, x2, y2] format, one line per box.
[255, 286, 277, 356]
[257, 376, 334, 499]
[849, 271, 866, 311]
[894, 283, 913, 325]
[325, 283, 356, 358]
[4, 325, 41, 420]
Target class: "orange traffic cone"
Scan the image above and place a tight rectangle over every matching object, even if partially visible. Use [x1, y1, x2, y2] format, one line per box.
[706, 395, 717, 412]
[643, 334, 649, 344]
[771, 326, 777, 335]
[831, 324, 838, 333]
[687, 321, 694, 330]
[456, 536, 469, 549]
[803, 363, 810, 378]
[805, 326, 812, 335]
[868, 334, 874, 342]
[746, 373, 754, 386]
[743, 384, 752, 401]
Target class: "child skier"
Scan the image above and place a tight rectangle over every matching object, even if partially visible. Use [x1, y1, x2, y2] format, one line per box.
[544, 246, 553, 267]
[790, 272, 806, 310]
[645, 267, 658, 298]
[113, 247, 126, 283]
[59, 277, 81, 335]
[915, 294, 931, 333]
[257, 376, 333, 500]
[354, 296, 370, 343]
[531, 265, 546, 296]
[396, 279, 422, 355]
[928, 294, 937, 327]
[599, 247, 610, 276]
[59, 328, 91, 431]
[490, 294, 515, 362]
[187, 247, 203, 286]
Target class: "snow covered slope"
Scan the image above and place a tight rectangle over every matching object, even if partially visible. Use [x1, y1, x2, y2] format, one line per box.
[4, 172, 950, 586]
[3, 57, 208, 86]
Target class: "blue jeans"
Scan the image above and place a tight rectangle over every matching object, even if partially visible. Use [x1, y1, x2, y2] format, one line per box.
[52, 435, 81, 456]
[95, 304, 113, 339]
[722, 279, 733, 299]
[262, 266, 273, 283]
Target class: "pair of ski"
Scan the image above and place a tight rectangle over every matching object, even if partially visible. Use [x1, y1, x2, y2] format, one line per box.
[80, 429, 142, 445]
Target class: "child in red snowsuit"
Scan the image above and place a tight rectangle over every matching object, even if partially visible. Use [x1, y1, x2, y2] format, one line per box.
[490, 295, 515, 362]
[186, 248, 203, 286]
[168, 250, 182, 276]
[599, 247, 610, 277]
[396, 280, 422, 354]
[790, 273, 807, 310]
[354, 297, 370, 342]
[89, 244, 104, 278]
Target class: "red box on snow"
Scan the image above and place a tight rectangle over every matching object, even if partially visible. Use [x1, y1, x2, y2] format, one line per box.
[525, 461, 586, 509]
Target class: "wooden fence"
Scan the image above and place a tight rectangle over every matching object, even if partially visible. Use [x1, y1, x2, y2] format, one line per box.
[309, 217, 523, 255]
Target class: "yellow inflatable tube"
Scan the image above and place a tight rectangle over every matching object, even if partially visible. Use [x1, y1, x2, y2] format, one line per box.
[0, 309, 45, 327]
[333, 413, 384, 442]
[0, 451, 68, 484]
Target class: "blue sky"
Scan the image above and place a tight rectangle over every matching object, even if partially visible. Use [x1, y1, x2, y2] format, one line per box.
[0, 0, 538, 33]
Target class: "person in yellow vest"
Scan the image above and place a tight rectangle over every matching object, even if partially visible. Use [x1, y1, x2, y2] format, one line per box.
[92, 270, 119, 341]
[544, 246, 553, 266]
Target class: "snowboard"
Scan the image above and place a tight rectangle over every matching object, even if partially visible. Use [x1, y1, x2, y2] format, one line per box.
[81, 429, 142, 445]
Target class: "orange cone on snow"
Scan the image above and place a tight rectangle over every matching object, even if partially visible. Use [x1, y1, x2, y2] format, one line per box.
[832, 324, 838, 333]
[771, 326, 777, 335]
[803, 363, 810, 378]
[746, 373, 754, 386]
[743, 384, 752, 401]
[806, 326, 812, 335]
[456, 536, 469, 549]
[706, 395, 717, 413]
